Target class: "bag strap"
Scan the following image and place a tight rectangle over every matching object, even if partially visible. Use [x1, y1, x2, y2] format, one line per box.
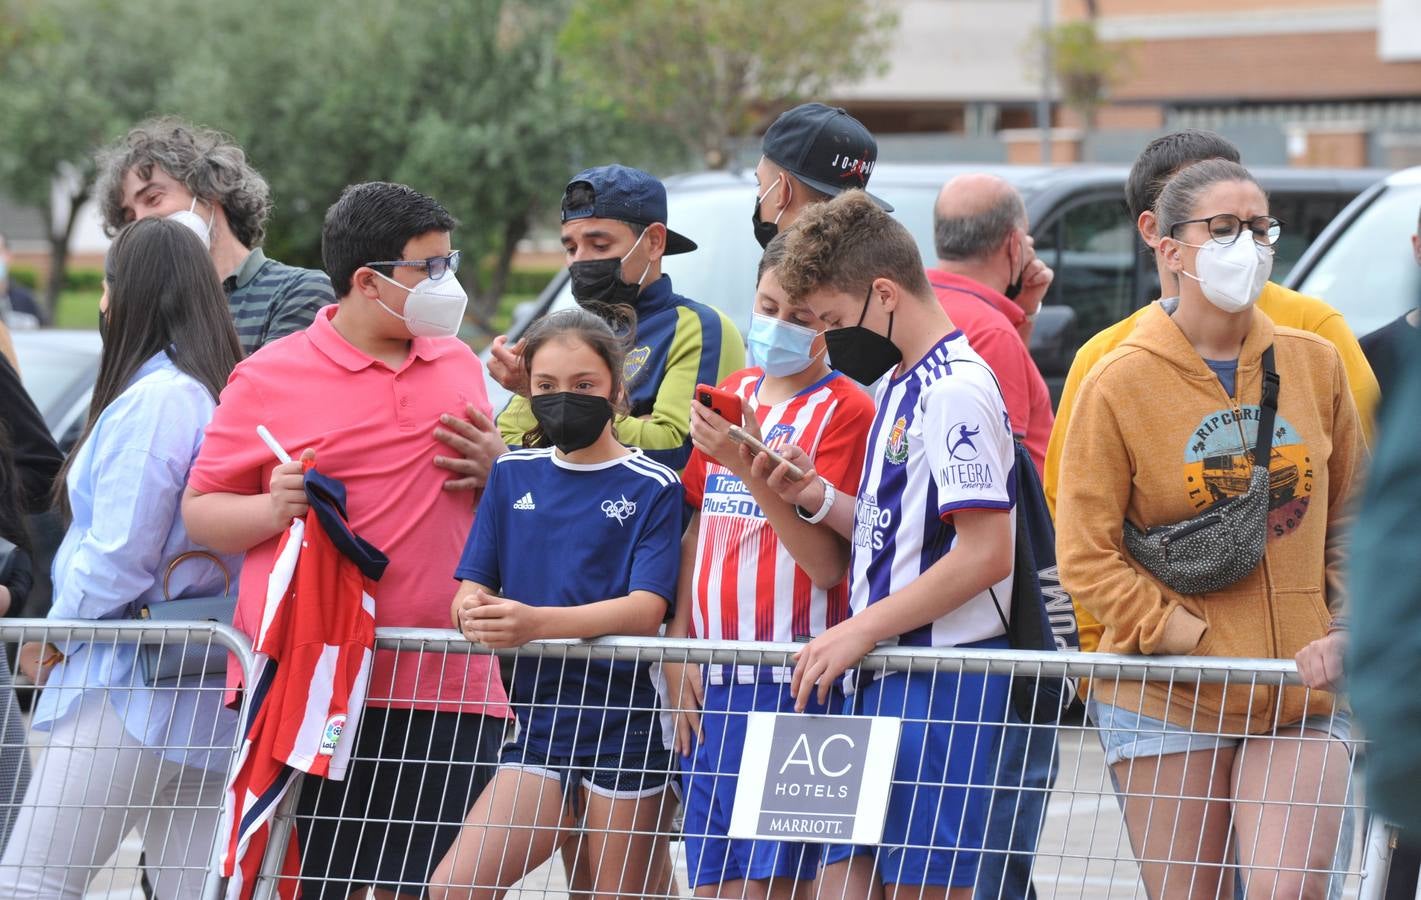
[162, 550, 232, 601]
[1253, 345, 1280, 464]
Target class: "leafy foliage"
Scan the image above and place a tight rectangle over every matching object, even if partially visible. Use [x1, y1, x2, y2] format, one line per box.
[0, 0, 891, 319]
[560, 0, 896, 168]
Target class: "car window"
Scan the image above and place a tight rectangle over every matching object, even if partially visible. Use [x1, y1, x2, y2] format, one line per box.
[1036, 194, 1137, 340]
[12, 344, 89, 429]
[1297, 183, 1421, 338]
[1267, 192, 1356, 281]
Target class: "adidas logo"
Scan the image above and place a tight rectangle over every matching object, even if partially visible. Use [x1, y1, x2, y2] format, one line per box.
[513, 492, 536, 511]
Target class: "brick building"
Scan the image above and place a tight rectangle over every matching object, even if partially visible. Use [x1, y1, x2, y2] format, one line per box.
[828, 0, 1421, 168]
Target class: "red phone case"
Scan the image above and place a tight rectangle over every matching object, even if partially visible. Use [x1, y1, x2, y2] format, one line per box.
[695, 384, 742, 423]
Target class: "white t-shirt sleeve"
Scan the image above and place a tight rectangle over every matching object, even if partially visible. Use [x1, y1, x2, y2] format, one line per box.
[922, 373, 1015, 519]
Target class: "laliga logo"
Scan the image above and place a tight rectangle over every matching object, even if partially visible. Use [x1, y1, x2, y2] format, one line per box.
[602, 494, 638, 525]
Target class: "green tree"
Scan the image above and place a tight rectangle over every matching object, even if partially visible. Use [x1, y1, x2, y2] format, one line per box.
[0, 0, 184, 312]
[164, 0, 654, 329]
[1034, 19, 1129, 133]
[559, 0, 896, 169]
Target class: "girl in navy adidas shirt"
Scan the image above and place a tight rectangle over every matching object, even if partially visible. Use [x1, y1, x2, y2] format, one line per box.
[430, 308, 682, 900]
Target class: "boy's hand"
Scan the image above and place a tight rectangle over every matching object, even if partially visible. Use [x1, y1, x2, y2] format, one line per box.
[434, 404, 506, 492]
[752, 444, 820, 506]
[270, 448, 316, 527]
[466, 595, 545, 649]
[790, 619, 876, 712]
[689, 402, 750, 475]
[663, 661, 705, 756]
[487, 336, 528, 396]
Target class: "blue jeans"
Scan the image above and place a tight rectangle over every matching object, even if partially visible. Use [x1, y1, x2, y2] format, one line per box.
[976, 706, 1059, 900]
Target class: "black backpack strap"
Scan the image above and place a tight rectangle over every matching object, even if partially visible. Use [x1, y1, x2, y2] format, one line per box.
[1253, 345, 1280, 463]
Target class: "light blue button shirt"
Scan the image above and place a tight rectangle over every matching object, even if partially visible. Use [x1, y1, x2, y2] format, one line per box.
[36, 352, 241, 771]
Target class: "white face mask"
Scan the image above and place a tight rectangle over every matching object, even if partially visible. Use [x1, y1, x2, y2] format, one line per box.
[1178, 235, 1273, 314]
[371, 270, 469, 338]
[168, 197, 214, 250]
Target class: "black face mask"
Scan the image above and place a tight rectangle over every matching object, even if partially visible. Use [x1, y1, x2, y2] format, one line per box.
[530, 392, 614, 454]
[569, 257, 643, 309]
[824, 287, 902, 385]
[569, 231, 651, 309]
[751, 177, 786, 250]
[98, 308, 111, 345]
[752, 203, 780, 251]
[1004, 239, 1026, 301]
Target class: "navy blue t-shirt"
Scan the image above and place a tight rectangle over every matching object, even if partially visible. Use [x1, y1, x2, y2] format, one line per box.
[455, 446, 682, 757]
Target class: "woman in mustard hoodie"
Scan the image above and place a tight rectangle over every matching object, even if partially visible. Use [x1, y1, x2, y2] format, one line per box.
[1057, 159, 1360, 900]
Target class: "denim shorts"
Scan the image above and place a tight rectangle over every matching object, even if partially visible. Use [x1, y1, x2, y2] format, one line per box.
[499, 727, 673, 818]
[1088, 698, 1352, 767]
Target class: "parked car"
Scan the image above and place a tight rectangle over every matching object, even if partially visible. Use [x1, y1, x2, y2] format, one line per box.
[11, 329, 103, 620]
[491, 163, 1384, 409]
[1286, 165, 1421, 339]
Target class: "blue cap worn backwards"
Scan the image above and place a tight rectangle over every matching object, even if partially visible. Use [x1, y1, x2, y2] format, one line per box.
[560, 164, 697, 255]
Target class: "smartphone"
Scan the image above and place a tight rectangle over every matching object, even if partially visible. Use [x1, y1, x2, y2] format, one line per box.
[727, 426, 807, 482]
[696, 384, 743, 424]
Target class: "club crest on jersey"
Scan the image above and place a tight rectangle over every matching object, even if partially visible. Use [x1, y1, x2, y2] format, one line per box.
[623, 346, 652, 383]
[884, 416, 909, 464]
[319, 714, 345, 757]
[765, 423, 796, 447]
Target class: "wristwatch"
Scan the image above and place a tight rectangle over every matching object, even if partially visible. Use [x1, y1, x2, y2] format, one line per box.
[796, 476, 836, 524]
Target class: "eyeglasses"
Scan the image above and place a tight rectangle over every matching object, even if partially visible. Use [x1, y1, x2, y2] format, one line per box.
[366, 250, 461, 281]
[1169, 214, 1283, 247]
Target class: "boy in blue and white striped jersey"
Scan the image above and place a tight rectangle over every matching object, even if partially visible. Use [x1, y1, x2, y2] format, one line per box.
[762, 190, 1017, 900]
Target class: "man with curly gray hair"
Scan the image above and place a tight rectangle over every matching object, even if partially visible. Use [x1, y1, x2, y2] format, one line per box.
[96, 117, 333, 354]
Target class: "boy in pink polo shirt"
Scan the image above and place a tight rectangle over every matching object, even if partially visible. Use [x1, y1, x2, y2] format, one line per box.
[183, 182, 510, 899]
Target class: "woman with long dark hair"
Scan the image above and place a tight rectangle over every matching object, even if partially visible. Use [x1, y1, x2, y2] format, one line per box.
[0, 216, 243, 899]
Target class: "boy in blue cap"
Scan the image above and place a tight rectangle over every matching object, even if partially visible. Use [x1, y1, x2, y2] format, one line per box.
[491, 165, 744, 470]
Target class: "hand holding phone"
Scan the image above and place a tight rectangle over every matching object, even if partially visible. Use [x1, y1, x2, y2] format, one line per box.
[696, 384, 743, 424]
[727, 426, 807, 482]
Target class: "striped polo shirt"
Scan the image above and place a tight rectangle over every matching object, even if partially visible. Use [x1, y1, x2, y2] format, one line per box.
[224, 248, 335, 355]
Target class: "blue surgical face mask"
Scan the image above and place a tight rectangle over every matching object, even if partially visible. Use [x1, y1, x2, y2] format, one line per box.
[748, 311, 819, 377]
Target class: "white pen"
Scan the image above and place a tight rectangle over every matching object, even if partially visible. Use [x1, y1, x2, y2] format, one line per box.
[256, 425, 293, 465]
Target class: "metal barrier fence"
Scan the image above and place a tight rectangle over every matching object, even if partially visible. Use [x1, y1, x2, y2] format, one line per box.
[0, 620, 254, 900]
[0, 624, 1393, 900]
[259, 631, 1392, 900]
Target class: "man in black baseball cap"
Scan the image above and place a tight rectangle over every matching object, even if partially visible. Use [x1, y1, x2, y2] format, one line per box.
[753, 102, 891, 249]
[491, 164, 745, 469]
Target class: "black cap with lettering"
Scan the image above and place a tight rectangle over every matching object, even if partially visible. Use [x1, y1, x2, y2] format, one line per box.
[761, 103, 892, 211]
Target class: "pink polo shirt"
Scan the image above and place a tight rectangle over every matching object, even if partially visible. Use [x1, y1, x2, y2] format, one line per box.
[926, 269, 1053, 475]
[191, 305, 509, 717]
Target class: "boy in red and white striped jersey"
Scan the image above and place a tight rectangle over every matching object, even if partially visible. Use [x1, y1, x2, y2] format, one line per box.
[667, 234, 875, 898]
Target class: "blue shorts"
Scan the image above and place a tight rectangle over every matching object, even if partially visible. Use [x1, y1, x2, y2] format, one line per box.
[824, 643, 1011, 888]
[499, 724, 673, 817]
[680, 679, 837, 888]
[1088, 698, 1353, 767]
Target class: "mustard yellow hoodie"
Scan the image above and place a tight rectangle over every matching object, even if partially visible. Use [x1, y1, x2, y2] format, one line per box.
[1056, 303, 1361, 734]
